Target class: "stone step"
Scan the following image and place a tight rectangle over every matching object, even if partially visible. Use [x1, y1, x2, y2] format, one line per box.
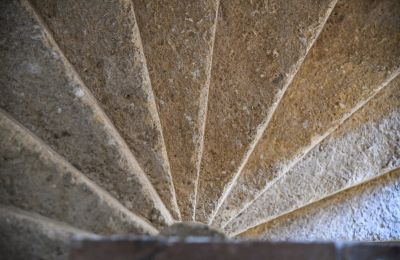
[27, 0, 179, 221]
[0, 0, 172, 227]
[0, 110, 158, 235]
[132, 0, 219, 220]
[0, 206, 95, 260]
[239, 167, 400, 241]
[211, 0, 400, 225]
[195, 0, 338, 222]
[223, 77, 400, 234]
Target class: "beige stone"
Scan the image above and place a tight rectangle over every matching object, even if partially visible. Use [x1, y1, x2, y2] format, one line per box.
[133, 0, 219, 220]
[0, 110, 158, 235]
[0, 206, 95, 260]
[1, 0, 399, 243]
[223, 76, 400, 234]
[196, 0, 338, 223]
[0, 0, 171, 228]
[211, 0, 400, 226]
[28, 0, 180, 220]
[240, 168, 400, 241]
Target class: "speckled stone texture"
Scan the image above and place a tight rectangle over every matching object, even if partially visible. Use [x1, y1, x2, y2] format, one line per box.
[195, 0, 338, 223]
[240, 168, 400, 241]
[0, 111, 158, 235]
[28, 0, 179, 221]
[223, 77, 400, 234]
[133, 0, 219, 220]
[0, 206, 95, 260]
[0, 0, 171, 228]
[212, 0, 400, 226]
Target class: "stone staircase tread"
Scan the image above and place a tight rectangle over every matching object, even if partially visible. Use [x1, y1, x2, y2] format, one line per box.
[133, 0, 219, 220]
[0, 0, 399, 245]
[0, 109, 158, 235]
[239, 167, 400, 241]
[0, 205, 95, 260]
[211, 0, 400, 227]
[27, 0, 179, 221]
[222, 75, 400, 234]
[196, 0, 338, 223]
[0, 0, 172, 228]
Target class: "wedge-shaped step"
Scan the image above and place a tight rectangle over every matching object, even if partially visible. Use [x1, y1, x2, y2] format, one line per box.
[196, 0, 338, 222]
[0, 111, 158, 235]
[27, 0, 179, 220]
[0, 206, 95, 260]
[133, 0, 219, 220]
[211, 0, 400, 225]
[223, 76, 400, 234]
[240, 167, 400, 241]
[0, 0, 171, 227]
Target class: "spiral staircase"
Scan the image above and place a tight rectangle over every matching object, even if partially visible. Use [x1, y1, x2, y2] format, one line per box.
[1, 0, 399, 258]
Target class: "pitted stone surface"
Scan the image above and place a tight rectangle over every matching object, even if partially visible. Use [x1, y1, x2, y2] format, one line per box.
[196, 0, 338, 223]
[1, 0, 399, 244]
[223, 78, 400, 234]
[240, 168, 400, 241]
[0, 111, 157, 235]
[133, 0, 219, 220]
[0, 0, 170, 228]
[213, 0, 400, 226]
[0, 206, 94, 260]
[28, 0, 179, 220]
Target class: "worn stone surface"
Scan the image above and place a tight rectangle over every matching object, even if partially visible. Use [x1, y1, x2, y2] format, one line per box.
[240, 168, 400, 241]
[0, 111, 158, 235]
[213, 0, 400, 226]
[28, 0, 179, 220]
[196, 0, 338, 222]
[133, 0, 219, 220]
[223, 78, 400, 234]
[0, 206, 95, 260]
[0, 0, 171, 227]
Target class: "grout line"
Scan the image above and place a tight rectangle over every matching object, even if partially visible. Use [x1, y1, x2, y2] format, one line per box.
[207, 0, 339, 225]
[0, 109, 159, 235]
[22, 0, 174, 225]
[223, 68, 400, 231]
[231, 166, 400, 237]
[129, 0, 181, 222]
[193, 0, 221, 221]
